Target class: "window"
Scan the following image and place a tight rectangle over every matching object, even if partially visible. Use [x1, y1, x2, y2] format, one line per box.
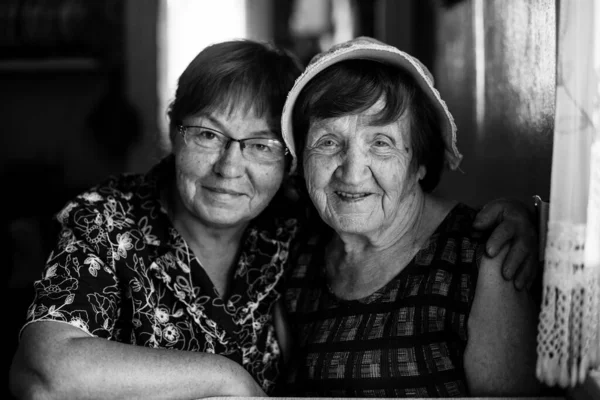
[157, 0, 247, 146]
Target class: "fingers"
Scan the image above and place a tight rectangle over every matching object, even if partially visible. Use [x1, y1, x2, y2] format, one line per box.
[474, 197, 541, 291]
[501, 240, 527, 281]
[485, 219, 516, 258]
[473, 200, 507, 230]
[513, 255, 538, 292]
[513, 265, 528, 292]
[501, 243, 538, 291]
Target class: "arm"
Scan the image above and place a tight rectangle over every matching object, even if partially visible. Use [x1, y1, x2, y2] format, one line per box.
[464, 246, 542, 396]
[9, 197, 266, 400]
[10, 321, 266, 400]
[473, 198, 539, 290]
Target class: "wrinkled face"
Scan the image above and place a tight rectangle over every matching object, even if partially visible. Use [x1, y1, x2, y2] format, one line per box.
[173, 106, 286, 229]
[303, 99, 424, 236]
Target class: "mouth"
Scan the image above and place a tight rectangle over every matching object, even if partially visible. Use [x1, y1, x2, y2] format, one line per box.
[204, 186, 245, 196]
[335, 191, 372, 201]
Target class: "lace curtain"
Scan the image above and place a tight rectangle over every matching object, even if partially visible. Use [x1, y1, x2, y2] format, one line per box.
[536, 0, 600, 388]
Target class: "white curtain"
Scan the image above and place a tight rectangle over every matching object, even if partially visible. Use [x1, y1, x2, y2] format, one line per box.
[536, 0, 600, 388]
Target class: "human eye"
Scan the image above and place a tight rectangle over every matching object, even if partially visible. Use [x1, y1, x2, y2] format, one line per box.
[315, 136, 340, 150]
[247, 141, 274, 153]
[373, 134, 394, 146]
[197, 129, 219, 140]
[188, 127, 223, 148]
[373, 139, 391, 148]
[371, 135, 395, 152]
[244, 139, 285, 162]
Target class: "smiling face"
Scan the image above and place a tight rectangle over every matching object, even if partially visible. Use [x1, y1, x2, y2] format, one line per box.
[173, 105, 286, 230]
[303, 98, 426, 236]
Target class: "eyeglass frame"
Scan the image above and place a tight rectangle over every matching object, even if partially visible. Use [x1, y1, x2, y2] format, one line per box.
[177, 124, 289, 162]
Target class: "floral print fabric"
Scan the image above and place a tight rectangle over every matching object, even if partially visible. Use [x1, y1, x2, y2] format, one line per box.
[21, 156, 299, 393]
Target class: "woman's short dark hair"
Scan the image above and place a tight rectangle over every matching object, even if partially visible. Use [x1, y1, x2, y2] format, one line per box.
[167, 40, 303, 144]
[292, 59, 445, 192]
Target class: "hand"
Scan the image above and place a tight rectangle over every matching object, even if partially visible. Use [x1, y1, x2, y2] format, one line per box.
[472, 198, 539, 291]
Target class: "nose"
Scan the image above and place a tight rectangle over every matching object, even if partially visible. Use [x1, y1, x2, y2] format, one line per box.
[335, 144, 370, 184]
[213, 141, 245, 178]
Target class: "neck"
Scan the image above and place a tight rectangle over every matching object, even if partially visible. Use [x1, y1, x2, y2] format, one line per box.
[336, 189, 427, 255]
[326, 191, 430, 300]
[165, 183, 247, 298]
[174, 216, 247, 255]
[166, 182, 248, 251]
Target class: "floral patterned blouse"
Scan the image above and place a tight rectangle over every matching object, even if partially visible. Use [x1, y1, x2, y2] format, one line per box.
[21, 155, 300, 393]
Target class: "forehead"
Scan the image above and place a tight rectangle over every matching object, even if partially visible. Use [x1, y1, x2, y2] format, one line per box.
[220, 94, 273, 120]
[199, 90, 275, 120]
[190, 101, 275, 128]
[185, 110, 280, 143]
[310, 98, 411, 133]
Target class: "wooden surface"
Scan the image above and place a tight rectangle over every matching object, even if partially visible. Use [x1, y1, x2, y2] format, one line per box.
[205, 397, 565, 400]
[204, 374, 598, 400]
[201, 372, 600, 400]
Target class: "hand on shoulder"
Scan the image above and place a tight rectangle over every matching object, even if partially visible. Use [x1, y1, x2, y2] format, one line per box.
[464, 246, 542, 396]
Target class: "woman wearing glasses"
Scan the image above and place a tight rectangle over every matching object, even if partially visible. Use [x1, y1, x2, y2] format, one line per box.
[9, 39, 538, 400]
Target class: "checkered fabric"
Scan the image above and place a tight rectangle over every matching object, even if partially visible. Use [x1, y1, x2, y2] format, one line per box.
[282, 204, 485, 397]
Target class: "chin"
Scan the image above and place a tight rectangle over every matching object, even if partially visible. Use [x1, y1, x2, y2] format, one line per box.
[198, 208, 250, 229]
[331, 215, 377, 234]
[205, 216, 248, 229]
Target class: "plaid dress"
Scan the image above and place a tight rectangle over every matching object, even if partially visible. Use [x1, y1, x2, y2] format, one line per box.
[282, 204, 485, 397]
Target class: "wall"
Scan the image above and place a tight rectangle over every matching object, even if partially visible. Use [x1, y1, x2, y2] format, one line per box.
[0, 0, 558, 290]
[1, 32, 127, 400]
[124, 0, 162, 174]
[432, 0, 556, 207]
[2, 6, 135, 386]
[0, 0, 134, 222]
[0, 72, 116, 200]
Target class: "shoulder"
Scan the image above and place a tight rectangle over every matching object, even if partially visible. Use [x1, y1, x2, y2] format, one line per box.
[57, 155, 170, 217]
[423, 198, 488, 266]
[54, 156, 175, 227]
[434, 200, 480, 237]
[471, 246, 536, 315]
[464, 245, 540, 395]
[55, 173, 152, 224]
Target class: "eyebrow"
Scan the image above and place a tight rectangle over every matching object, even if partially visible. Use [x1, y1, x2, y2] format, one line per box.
[199, 114, 279, 138]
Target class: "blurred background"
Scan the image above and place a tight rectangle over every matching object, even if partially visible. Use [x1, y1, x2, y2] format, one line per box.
[1, 0, 556, 396]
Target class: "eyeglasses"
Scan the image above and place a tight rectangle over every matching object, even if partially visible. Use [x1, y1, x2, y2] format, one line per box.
[177, 125, 288, 163]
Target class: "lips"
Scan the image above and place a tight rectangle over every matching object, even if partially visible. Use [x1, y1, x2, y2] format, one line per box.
[204, 186, 245, 196]
[335, 191, 371, 200]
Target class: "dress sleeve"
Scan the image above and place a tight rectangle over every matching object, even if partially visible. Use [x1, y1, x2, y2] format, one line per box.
[21, 196, 122, 339]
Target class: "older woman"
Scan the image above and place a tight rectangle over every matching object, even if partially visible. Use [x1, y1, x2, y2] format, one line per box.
[9, 38, 536, 400]
[279, 37, 541, 397]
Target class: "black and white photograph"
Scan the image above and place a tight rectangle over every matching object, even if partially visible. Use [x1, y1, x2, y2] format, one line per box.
[3, 1, 599, 399]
